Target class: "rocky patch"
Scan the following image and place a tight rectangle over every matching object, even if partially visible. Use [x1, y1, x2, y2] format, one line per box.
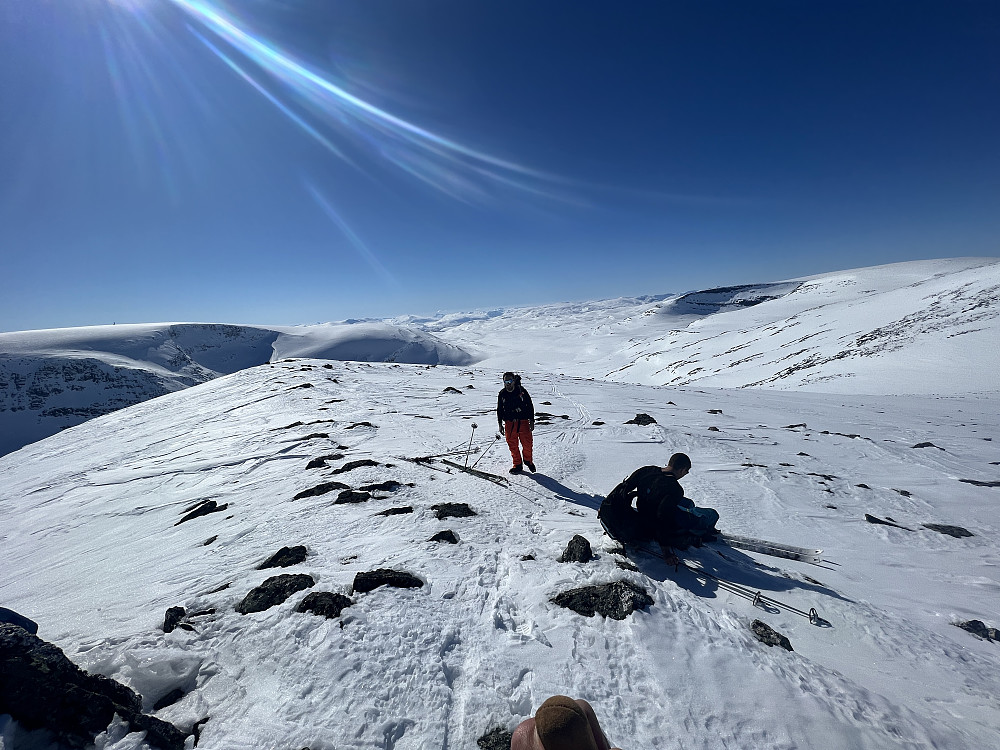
[429, 530, 459, 544]
[175, 500, 228, 526]
[750, 620, 794, 651]
[431, 502, 477, 520]
[236, 574, 315, 615]
[955, 619, 998, 642]
[0, 623, 186, 750]
[477, 727, 514, 750]
[258, 546, 308, 569]
[377, 506, 413, 516]
[912, 442, 944, 450]
[305, 453, 344, 469]
[865, 514, 913, 531]
[293, 481, 349, 500]
[359, 481, 409, 493]
[330, 459, 380, 474]
[625, 413, 656, 426]
[297, 592, 353, 619]
[558, 535, 593, 563]
[550, 581, 653, 620]
[922, 524, 974, 538]
[335, 490, 372, 504]
[352, 569, 424, 594]
[959, 479, 1000, 487]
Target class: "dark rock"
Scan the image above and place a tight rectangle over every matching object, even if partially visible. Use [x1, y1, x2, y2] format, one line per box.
[330, 459, 380, 474]
[345, 422, 376, 429]
[352, 569, 424, 594]
[0, 607, 38, 635]
[0, 623, 186, 750]
[797, 452, 810, 456]
[707, 426, 720, 432]
[431, 502, 477, 520]
[443, 387, 463, 394]
[750, 620, 793, 651]
[592, 421, 605, 426]
[152, 688, 186, 711]
[359, 481, 407, 492]
[378, 506, 414, 516]
[616, 559, 639, 572]
[293, 481, 350, 500]
[893, 488, 912, 497]
[707, 409, 723, 414]
[477, 726, 514, 750]
[258, 546, 308, 569]
[856, 483, 870, 489]
[305, 453, 344, 469]
[175, 500, 228, 526]
[625, 413, 657, 426]
[290, 383, 314, 389]
[236, 574, 315, 615]
[825, 504, 838, 509]
[203, 536, 217, 546]
[297, 592, 353, 619]
[558, 535, 593, 563]
[192, 716, 210, 746]
[162, 607, 186, 634]
[429, 530, 459, 544]
[912, 442, 944, 449]
[865, 514, 913, 531]
[955, 619, 998, 641]
[784, 423, 807, 429]
[550, 581, 653, 620]
[922, 524, 974, 538]
[334, 490, 372, 504]
[959, 479, 1000, 487]
[280, 421, 304, 429]
[300, 433, 328, 440]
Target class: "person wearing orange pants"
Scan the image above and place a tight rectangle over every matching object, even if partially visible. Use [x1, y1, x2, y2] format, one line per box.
[497, 371, 535, 474]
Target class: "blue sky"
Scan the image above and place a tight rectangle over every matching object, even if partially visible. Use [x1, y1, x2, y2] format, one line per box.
[1, 0, 998, 332]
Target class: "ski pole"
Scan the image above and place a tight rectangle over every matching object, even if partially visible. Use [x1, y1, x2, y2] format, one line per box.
[470, 432, 501, 470]
[464, 423, 478, 466]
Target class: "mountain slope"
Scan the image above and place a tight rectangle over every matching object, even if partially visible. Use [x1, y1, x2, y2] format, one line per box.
[2, 360, 998, 749]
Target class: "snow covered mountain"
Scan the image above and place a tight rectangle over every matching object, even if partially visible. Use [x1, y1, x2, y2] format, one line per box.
[0, 323, 473, 457]
[2, 354, 998, 749]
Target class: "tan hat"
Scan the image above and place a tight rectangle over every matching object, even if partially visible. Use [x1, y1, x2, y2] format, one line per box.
[535, 696, 599, 750]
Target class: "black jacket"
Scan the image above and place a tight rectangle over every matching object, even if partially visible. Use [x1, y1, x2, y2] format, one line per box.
[497, 386, 534, 425]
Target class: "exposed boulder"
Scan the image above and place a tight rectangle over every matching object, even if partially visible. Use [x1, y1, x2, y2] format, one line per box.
[335, 490, 372, 504]
[751, 620, 794, 651]
[477, 726, 514, 750]
[377, 506, 414, 516]
[558, 535, 593, 563]
[958, 479, 1000, 487]
[550, 581, 653, 620]
[352, 569, 424, 594]
[429, 530, 459, 544]
[359, 481, 408, 493]
[912, 442, 944, 450]
[0, 623, 186, 750]
[625, 413, 656, 426]
[152, 688, 186, 711]
[331, 459, 380, 474]
[293, 481, 349, 500]
[297, 592, 353, 620]
[955, 620, 998, 642]
[0, 607, 38, 635]
[175, 500, 228, 526]
[431, 502, 477, 520]
[258, 546, 308, 569]
[443, 387, 463, 394]
[922, 524, 974, 538]
[162, 607, 186, 634]
[236, 574, 315, 615]
[305, 453, 344, 469]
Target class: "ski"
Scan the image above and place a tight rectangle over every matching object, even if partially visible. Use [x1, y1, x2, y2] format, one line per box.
[716, 533, 822, 564]
[440, 459, 509, 485]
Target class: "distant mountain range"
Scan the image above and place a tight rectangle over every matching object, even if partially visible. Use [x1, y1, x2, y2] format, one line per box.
[2, 257, 997, 456]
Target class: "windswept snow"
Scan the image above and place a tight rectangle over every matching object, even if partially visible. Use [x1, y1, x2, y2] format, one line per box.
[2, 357, 999, 749]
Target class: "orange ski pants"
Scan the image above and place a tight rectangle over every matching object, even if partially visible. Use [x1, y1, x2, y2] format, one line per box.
[503, 420, 533, 467]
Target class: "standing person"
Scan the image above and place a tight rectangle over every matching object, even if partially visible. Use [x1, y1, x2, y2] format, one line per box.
[497, 371, 535, 474]
[511, 695, 621, 750]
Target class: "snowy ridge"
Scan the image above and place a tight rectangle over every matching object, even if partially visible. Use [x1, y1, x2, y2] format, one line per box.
[1, 359, 998, 749]
[0, 323, 474, 456]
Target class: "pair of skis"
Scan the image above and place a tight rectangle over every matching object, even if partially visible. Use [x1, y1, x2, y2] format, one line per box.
[714, 533, 823, 565]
